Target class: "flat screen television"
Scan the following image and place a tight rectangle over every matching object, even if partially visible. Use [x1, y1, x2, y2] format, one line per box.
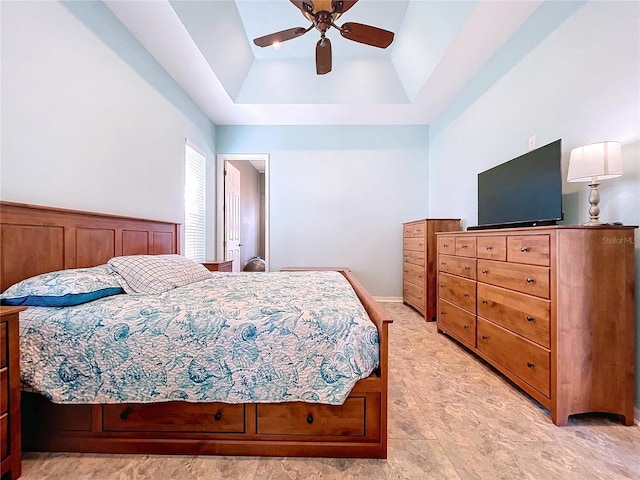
[475, 139, 563, 229]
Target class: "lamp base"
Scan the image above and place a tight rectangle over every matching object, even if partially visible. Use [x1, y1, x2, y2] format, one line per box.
[582, 218, 606, 226]
[582, 182, 603, 226]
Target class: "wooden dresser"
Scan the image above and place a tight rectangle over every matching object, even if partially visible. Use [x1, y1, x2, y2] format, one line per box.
[202, 260, 233, 272]
[436, 226, 636, 426]
[403, 219, 460, 321]
[1, 306, 24, 480]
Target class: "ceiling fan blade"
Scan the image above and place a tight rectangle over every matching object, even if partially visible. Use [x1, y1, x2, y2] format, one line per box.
[332, 0, 358, 14]
[253, 27, 308, 47]
[316, 37, 332, 75]
[340, 22, 394, 48]
[290, 0, 313, 13]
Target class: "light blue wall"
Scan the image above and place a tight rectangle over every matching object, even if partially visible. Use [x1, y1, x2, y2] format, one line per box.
[428, 1, 640, 410]
[217, 125, 429, 297]
[1, 1, 218, 256]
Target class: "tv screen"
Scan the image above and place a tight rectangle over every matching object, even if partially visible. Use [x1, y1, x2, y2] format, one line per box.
[477, 139, 562, 228]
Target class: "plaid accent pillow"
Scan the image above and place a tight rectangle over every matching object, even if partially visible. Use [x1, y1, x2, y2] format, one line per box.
[107, 254, 212, 294]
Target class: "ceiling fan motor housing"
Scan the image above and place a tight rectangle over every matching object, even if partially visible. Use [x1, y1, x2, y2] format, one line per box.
[315, 11, 332, 33]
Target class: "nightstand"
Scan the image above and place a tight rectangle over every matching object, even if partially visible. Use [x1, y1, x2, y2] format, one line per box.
[202, 260, 233, 272]
[1, 306, 25, 480]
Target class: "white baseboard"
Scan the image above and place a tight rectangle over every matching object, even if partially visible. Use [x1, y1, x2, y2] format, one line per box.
[373, 296, 403, 303]
[635, 407, 640, 426]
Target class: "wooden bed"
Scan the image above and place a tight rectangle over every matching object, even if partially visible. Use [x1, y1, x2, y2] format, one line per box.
[0, 201, 392, 459]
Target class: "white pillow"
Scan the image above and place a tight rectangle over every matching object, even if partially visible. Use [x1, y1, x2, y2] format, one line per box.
[1, 265, 124, 306]
[107, 254, 211, 294]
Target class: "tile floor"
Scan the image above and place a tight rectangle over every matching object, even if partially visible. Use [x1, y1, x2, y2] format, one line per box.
[19, 302, 640, 479]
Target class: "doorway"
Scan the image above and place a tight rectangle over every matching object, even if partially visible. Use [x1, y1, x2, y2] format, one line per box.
[216, 153, 270, 272]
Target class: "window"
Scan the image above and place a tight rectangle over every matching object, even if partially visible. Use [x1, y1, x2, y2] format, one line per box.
[184, 141, 206, 261]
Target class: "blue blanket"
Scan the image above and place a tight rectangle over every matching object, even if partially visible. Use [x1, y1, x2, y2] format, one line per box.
[20, 271, 379, 405]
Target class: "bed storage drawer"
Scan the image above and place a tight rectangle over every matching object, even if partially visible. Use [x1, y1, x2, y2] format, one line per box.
[0, 413, 7, 459]
[0, 369, 7, 414]
[103, 402, 246, 433]
[257, 397, 366, 436]
[0, 321, 6, 368]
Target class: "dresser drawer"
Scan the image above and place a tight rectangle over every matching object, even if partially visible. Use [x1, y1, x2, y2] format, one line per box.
[438, 236, 456, 255]
[403, 281, 425, 312]
[455, 237, 476, 257]
[438, 272, 476, 313]
[439, 255, 476, 280]
[438, 300, 476, 348]
[0, 413, 7, 460]
[507, 235, 550, 266]
[477, 259, 550, 299]
[477, 283, 550, 348]
[0, 369, 7, 415]
[403, 221, 426, 237]
[0, 322, 6, 368]
[257, 397, 366, 436]
[477, 318, 550, 397]
[103, 402, 246, 433]
[403, 250, 425, 266]
[477, 236, 506, 261]
[403, 262, 425, 286]
[404, 237, 425, 252]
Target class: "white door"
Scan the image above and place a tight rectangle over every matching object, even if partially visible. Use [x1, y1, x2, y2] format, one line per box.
[224, 162, 242, 272]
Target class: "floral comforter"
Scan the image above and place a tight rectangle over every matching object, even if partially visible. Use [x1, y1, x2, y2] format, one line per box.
[19, 271, 379, 405]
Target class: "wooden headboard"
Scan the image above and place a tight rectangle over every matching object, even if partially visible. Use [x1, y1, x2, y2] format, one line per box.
[0, 202, 180, 291]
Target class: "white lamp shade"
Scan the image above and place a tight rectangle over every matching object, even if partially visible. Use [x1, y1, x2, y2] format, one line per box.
[567, 141, 623, 182]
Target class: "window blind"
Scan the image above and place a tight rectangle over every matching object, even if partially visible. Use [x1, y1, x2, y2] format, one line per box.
[184, 141, 206, 261]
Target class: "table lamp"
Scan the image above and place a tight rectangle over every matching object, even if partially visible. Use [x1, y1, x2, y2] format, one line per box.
[567, 141, 623, 226]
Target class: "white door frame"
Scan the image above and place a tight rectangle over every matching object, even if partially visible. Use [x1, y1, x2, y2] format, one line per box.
[216, 153, 270, 271]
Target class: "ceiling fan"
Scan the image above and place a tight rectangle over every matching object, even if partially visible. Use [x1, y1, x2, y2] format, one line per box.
[253, 0, 395, 75]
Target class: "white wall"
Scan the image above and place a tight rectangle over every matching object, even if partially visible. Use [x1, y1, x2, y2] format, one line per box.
[217, 125, 430, 297]
[428, 1, 640, 409]
[0, 1, 217, 256]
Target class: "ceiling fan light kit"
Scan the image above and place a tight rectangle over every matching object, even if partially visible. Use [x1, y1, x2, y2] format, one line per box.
[253, 0, 394, 75]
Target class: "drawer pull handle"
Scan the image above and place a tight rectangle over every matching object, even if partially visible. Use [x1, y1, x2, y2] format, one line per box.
[527, 362, 535, 368]
[214, 411, 222, 421]
[464, 266, 470, 271]
[461, 244, 467, 249]
[481, 269, 488, 274]
[526, 316, 534, 322]
[443, 244, 449, 248]
[120, 407, 133, 421]
[440, 284, 445, 288]
[441, 262, 445, 266]
[526, 277, 534, 283]
[307, 414, 314, 424]
[521, 247, 528, 252]
[463, 325, 469, 330]
[463, 293, 469, 298]
[481, 299, 488, 304]
[481, 335, 488, 341]
[485, 246, 492, 250]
